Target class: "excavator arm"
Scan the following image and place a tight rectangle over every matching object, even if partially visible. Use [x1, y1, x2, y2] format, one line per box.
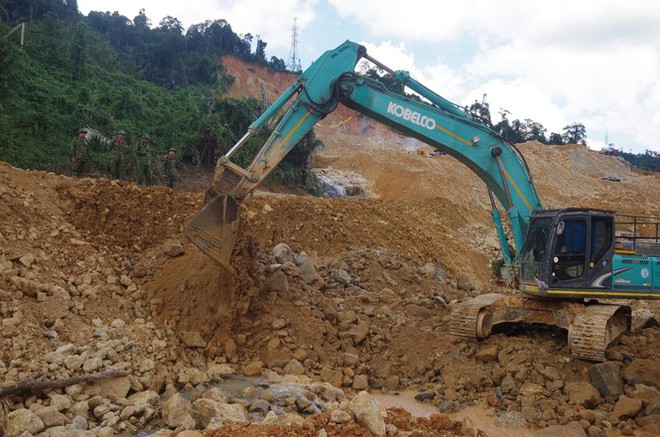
[186, 40, 542, 270]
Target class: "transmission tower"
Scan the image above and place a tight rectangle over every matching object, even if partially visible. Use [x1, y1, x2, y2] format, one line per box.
[288, 18, 302, 72]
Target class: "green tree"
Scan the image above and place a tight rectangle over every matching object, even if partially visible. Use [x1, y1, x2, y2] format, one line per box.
[548, 132, 564, 145]
[562, 122, 586, 144]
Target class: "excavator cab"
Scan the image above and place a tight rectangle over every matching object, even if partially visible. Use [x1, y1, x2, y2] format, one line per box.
[519, 209, 617, 296]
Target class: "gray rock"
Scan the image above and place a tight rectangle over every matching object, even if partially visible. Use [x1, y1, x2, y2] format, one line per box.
[265, 270, 289, 297]
[49, 393, 73, 411]
[273, 243, 296, 264]
[496, 411, 528, 428]
[589, 361, 624, 396]
[297, 257, 324, 287]
[335, 269, 352, 284]
[348, 391, 386, 436]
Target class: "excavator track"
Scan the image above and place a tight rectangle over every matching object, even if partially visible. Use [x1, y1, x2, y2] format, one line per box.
[449, 295, 631, 362]
[569, 304, 631, 362]
[449, 294, 506, 339]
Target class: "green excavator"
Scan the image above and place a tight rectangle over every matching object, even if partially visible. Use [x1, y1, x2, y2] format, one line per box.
[186, 40, 660, 361]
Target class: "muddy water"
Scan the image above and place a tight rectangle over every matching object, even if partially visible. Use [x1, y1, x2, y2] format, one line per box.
[371, 391, 533, 437]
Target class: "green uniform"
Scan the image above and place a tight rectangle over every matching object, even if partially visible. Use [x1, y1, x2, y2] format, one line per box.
[70, 135, 90, 176]
[163, 153, 176, 188]
[136, 139, 153, 186]
[108, 136, 126, 179]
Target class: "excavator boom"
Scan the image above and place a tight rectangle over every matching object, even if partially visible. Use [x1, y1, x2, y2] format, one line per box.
[185, 40, 542, 269]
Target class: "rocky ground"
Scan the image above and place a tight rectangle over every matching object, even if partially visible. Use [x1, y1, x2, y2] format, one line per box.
[1, 140, 660, 437]
[1, 58, 659, 437]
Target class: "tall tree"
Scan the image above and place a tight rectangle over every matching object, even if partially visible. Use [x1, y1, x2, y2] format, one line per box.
[562, 123, 586, 144]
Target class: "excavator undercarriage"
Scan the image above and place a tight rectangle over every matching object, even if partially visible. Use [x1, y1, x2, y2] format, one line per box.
[449, 294, 631, 361]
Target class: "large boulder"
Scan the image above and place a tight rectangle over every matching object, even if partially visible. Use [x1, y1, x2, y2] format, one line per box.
[161, 393, 195, 430]
[348, 391, 386, 436]
[588, 362, 624, 396]
[190, 399, 249, 428]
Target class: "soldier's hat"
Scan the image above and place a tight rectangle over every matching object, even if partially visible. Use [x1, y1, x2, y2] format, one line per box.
[141, 134, 151, 140]
[168, 147, 176, 152]
[115, 130, 126, 136]
[77, 128, 87, 134]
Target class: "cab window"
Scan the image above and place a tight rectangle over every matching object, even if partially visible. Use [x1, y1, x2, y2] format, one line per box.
[552, 218, 586, 280]
[591, 217, 613, 265]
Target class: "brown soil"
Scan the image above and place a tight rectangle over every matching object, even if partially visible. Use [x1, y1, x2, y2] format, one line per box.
[0, 57, 659, 437]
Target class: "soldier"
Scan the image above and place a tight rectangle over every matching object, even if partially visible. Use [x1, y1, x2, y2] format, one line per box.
[163, 147, 176, 188]
[136, 134, 153, 186]
[108, 130, 127, 179]
[70, 128, 90, 176]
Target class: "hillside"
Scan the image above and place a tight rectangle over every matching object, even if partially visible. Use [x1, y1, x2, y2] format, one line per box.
[0, 56, 659, 437]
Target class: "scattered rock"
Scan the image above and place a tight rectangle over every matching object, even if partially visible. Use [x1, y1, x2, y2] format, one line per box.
[162, 393, 195, 430]
[348, 391, 386, 436]
[611, 395, 643, 420]
[242, 361, 264, 377]
[4, 408, 45, 437]
[565, 382, 602, 408]
[284, 359, 305, 375]
[180, 331, 207, 348]
[589, 362, 624, 396]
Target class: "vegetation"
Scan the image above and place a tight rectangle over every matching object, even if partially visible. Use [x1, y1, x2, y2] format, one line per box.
[0, 0, 656, 185]
[0, 0, 313, 188]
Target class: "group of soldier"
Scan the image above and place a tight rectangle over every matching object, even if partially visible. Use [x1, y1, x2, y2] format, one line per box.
[70, 129, 177, 188]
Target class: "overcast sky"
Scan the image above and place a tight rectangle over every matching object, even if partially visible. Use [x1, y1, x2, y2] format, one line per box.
[77, 0, 660, 154]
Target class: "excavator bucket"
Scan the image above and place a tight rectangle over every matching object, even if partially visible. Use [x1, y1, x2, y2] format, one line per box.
[184, 195, 240, 271]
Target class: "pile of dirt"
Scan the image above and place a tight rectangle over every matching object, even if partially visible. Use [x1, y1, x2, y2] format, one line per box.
[0, 57, 659, 436]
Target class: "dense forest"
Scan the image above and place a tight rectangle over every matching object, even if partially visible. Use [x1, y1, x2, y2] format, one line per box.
[0, 0, 657, 181]
[0, 0, 319, 187]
